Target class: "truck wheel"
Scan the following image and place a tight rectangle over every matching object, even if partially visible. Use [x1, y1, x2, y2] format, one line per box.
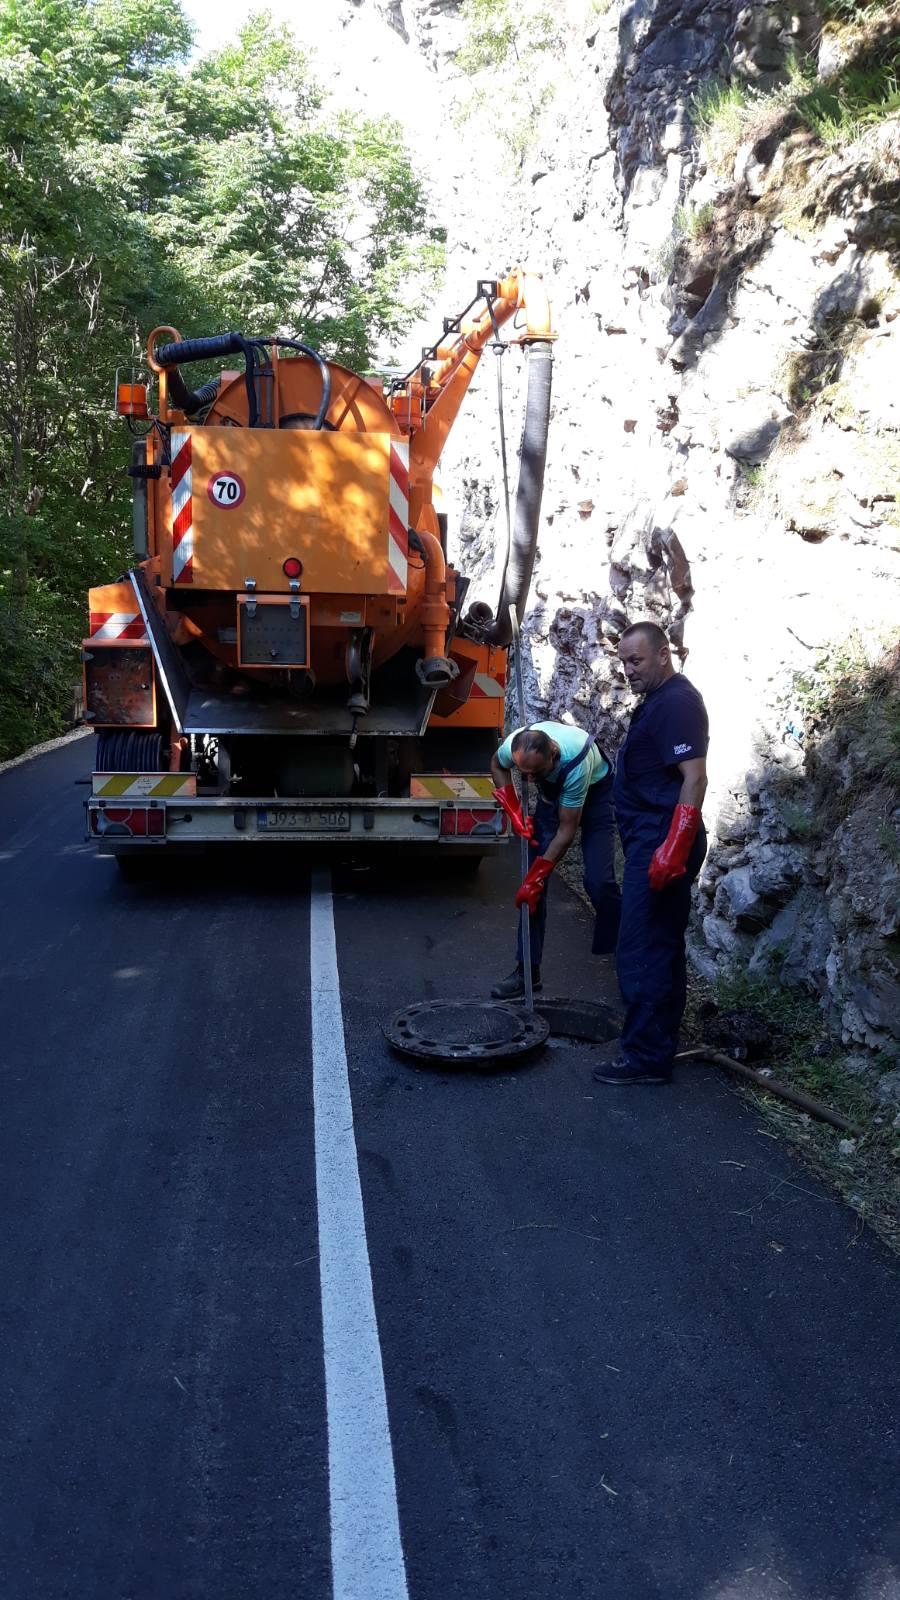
[454, 854, 484, 875]
[114, 852, 157, 881]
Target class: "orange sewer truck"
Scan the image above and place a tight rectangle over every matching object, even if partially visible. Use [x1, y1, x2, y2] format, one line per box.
[83, 271, 555, 872]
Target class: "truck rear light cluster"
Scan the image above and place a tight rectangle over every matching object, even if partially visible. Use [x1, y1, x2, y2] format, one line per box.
[90, 806, 165, 838]
[440, 807, 505, 837]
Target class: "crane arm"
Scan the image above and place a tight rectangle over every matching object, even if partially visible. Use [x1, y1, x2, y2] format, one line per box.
[396, 268, 555, 486]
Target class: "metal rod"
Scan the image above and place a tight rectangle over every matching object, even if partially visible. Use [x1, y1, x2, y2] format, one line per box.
[675, 1047, 861, 1136]
[509, 606, 533, 1012]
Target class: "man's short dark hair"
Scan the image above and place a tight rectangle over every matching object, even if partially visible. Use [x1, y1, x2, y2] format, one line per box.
[511, 728, 555, 759]
[620, 621, 669, 652]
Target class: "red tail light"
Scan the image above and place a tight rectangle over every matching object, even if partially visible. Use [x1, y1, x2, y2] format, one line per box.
[441, 807, 505, 837]
[91, 806, 165, 837]
[282, 557, 303, 579]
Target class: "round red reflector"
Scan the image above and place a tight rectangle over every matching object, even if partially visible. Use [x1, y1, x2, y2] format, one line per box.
[282, 557, 303, 579]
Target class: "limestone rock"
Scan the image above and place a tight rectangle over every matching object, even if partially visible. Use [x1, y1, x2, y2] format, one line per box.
[748, 844, 805, 900]
[715, 866, 777, 930]
[703, 913, 755, 960]
[723, 404, 784, 463]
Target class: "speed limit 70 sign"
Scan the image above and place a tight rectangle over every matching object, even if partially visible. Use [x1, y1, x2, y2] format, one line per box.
[206, 471, 246, 508]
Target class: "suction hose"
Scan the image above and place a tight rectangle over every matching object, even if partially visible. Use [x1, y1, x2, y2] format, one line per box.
[485, 340, 553, 648]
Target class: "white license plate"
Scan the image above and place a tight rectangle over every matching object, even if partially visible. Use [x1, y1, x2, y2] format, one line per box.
[258, 807, 350, 833]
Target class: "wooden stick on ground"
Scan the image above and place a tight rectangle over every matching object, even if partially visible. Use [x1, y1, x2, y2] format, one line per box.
[675, 1047, 862, 1137]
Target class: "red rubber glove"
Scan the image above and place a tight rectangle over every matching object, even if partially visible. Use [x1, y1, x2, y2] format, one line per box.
[648, 804, 702, 891]
[515, 855, 554, 912]
[492, 782, 534, 841]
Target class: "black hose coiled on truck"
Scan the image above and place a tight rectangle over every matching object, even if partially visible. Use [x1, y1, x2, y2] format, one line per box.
[96, 730, 163, 773]
[484, 340, 554, 648]
[164, 370, 221, 417]
[154, 331, 259, 427]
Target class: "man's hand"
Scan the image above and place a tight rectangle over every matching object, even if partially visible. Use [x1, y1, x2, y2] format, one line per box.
[649, 804, 701, 891]
[492, 782, 534, 841]
[515, 856, 554, 912]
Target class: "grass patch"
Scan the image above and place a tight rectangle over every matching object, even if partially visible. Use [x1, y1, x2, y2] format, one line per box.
[796, 635, 900, 829]
[690, 77, 756, 169]
[675, 200, 716, 240]
[796, 39, 900, 146]
[691, 11, 900, 174]
[684, 969, 900, 1253]
[778, 307, 865, 411]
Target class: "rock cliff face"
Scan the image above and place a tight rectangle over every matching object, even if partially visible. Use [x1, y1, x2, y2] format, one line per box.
[340, 0, 900, 1067]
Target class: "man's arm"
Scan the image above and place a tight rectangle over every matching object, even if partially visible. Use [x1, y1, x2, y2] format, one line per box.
[490, 747, 534, 841]
[648, 758, 706, 891]
[541, 805, 582, 864]
[677, 756, 707, 809]
[490, 752, 512, 789]
[514, 805, 582, 911]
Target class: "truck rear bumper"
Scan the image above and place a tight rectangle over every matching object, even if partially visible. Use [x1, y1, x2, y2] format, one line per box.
[85, 793, 509, 849]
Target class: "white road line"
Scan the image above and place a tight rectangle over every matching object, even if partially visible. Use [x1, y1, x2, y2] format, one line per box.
[309, 870, 410, 1600]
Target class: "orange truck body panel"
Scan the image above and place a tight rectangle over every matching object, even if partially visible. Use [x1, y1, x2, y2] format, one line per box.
[162, 428, 401, 595]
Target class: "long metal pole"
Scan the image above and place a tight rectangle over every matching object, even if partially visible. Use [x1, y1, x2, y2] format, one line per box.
[509, 607, 533, 1012]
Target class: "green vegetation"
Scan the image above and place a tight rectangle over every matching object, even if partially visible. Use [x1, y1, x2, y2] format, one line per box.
[690, 77, 752, 152]
[779, 308, 861, 411]
[711, 969, 876, 1123]
[685, 969, 900, 1253]
[777, 635, 900, 840]
[775, 796, 819, 841]
[692, 10, 900, 172]
[675, 200, 716, 240]
[0, 0, 443, 759]
[796, 35, 900, 146]
[455, 0, 563, 165]
[796, 636, 899, 776]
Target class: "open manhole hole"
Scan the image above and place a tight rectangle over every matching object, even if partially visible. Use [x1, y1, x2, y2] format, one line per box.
[534, 998, 620, 1043]
[384, 999, 549, 1067]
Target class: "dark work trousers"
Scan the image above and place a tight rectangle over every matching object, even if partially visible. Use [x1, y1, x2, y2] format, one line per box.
[616, 825, 707, 1074]
[516, 773, 621, 970]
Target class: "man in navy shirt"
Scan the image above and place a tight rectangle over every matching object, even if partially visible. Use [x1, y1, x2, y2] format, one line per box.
[595, 621, 709, 1086]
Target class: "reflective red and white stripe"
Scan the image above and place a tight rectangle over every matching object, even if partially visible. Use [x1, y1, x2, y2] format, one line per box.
[88, 611, 148, 642]
[387, 440, 409, 595]
[470, 673, 505, 699]
[170, 430, 193, 585]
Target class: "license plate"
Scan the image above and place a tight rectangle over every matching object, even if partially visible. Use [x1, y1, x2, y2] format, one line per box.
[258, 807, 350, 833]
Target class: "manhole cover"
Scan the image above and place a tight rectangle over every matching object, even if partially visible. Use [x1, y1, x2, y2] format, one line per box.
[384, 999, 549, 1067]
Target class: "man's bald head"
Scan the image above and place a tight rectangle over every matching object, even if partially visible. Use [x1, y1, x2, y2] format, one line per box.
[620, 621, 669, 653]
[618, 621, 674, 696]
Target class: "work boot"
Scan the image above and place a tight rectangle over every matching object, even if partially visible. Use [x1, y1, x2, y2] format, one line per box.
[592, 1056, 671, 1086]
[490, 966, 542, 1000]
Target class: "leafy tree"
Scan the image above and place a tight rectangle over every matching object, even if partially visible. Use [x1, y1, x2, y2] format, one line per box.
[0, 0, 443, 757]
[455, 0, 562, 165]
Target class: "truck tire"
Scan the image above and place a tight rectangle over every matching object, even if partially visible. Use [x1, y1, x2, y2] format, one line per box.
[113, 851, 158, 881]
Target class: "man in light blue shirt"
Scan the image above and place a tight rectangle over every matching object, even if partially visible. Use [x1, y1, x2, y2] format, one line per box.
[489, 721, 621, 998]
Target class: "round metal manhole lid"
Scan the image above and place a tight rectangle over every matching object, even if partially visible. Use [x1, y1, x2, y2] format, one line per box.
[383, 1000, 549, 1067]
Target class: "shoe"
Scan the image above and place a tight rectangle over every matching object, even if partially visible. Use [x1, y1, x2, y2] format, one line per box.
[592, 1056, 671, 1085]
[490, 967, 543, 1000]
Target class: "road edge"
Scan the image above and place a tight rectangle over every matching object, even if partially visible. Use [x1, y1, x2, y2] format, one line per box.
[0, 726, 91, 779]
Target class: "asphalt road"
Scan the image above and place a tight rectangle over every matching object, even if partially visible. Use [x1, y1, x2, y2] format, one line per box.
[2, 735, 900, 1600]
